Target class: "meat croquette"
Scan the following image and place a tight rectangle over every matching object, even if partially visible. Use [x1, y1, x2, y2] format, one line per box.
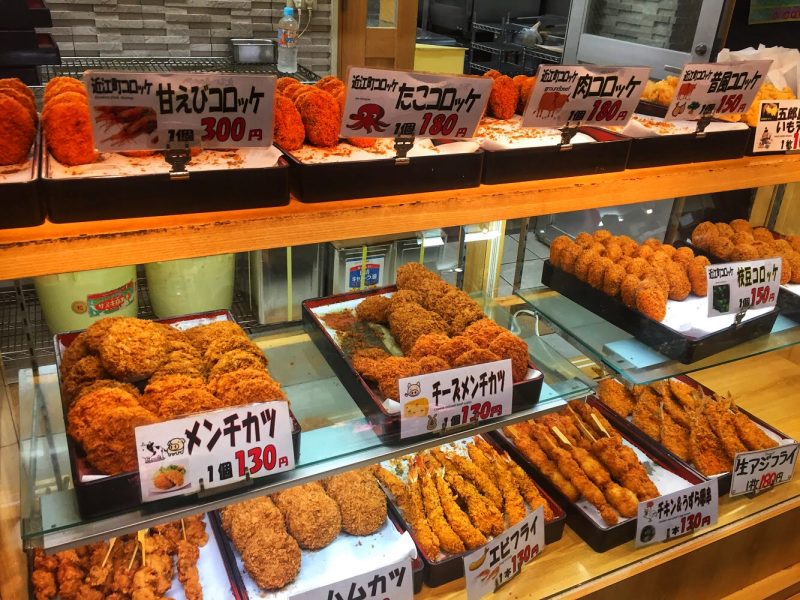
[453, 348, 501, 368]
[273, 482, 342, 549]
[208, 368, 285, 406]
[488, 331, 529, 382]
[322, 468, 387, 535]
[99, 318, 167, 380]
[408, 332, 451, 360]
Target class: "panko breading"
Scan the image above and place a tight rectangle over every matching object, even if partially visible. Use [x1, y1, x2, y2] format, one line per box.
[355, 295, 391, 324]
[203, 336, 266, 369]
[74, 379, 140, 403]
[597, 378, 635, 417]
[141, 386, 221, 419]
[484, 73, 517, 120]
[63, 355, 109, 399]
[0, 87, 37, 124]
[417, 355, 450, 374]
[273, 482, 342, 549]
[453, 348, 501, 368]
[42, 96, 96, 166]
[143, 373, 205, 400]
[60, 331, 92, 376]
[208, 349, 266, 379]
[0, 95, 35, 165]
[0, 78, 35, 105]
[44, 77, 87, 104]
[323, 468, 387, 535]
[462, 318, 505, 349]
[296, 88, 340, 147]
[99, 318, 167, 380]
[273, 93, 305, 151]
[185, 320, 248, 352]
[388, 302, 448, 353]
[732, 411, 779, 451]
[241, 529, 301, 590]
[276, 76, 300, 93]
[208, 367, 286, 406]
[387, 289, 424, 314]
[67, 388, 158, 474]
[222, 497, 284, 542]
[438, 335, 478, 364]
[408, 332, 451, 360]
[488, 330, 529, 382]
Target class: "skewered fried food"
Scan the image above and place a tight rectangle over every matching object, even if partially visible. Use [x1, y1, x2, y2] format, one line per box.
[504, 424, 580, 501]
[273, 481, 342, 549]
[590, 436, 660, 501]
[596, 378, 635, 418]
[323, 467, 387, 535]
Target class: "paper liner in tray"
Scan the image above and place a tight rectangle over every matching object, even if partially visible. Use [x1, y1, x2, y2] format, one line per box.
[592, 375, 796, 496]
[541, 260, 779, 364]
[492, 397, 705, 553]
[0, 125, 44, 229]
[209, 508, 418, 599]
[42, 144, 289, 222]
[55, 309, 301, 519]
[301, 286, 544, 442]
[378, 434, 566, 587]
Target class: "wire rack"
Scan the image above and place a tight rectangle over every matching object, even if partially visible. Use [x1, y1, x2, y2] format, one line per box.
[0, 275, 261, 381]
[39, 57, 319, 84]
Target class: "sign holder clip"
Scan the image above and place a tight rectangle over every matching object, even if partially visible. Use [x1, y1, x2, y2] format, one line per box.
[733, 304, 749, 327]
[393, 134, 415, 165]
[197, 467, 253, 498]
[694, 115, 713, 139]
[164, 144, 192, 181]
[558, 125, 580, 151]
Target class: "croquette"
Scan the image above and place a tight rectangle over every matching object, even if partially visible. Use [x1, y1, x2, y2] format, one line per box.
[0, 95, 35, 165]
[296, 88, 340, 147]
[438, 336, 478, 364]
[322, 468, 387, 535]
[687, 256, 710, 296]
[408, 332, 451, 360]
[462, 318, 505, 348]
[353, 295, 391, 324]
[665, 261, 691, 301]
[484, 73, 518, 120]
[141, 385, 220, 420]
[273, 482, 342, 549]
[185, 320, 248, 352]
[273, 93, 305, 150]
[98, 318, 167, 380]
[208, 349, 267, 379]
[63, 355, 109, 399]
[752, 227, 775, 242]
[208, 368, 286, 406]
[602, 263, 626, 297]
[708, 237, 734, 260]
[204, 336, 267, 369]
[43, 77, 87, 104]
[42, 97, 96, 166]
[452, 348, 501, 368]
[488, 331, 529, 382]
[417, 355, 450, 374]
[635, 280, 668, 321]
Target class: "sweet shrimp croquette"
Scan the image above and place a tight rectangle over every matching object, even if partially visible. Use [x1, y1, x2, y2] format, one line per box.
[241, 529, 301, 590]
[297, 88, 340, 147]
[273, 93, 305, 151]
[453, 348, 501, 368]
[322, 468, 387, 535]
[0, 96, 34, 165]
[488, 331, 529, 382]
[208, 368, 285, 406]
[485, 73, 518, 120]
[408, 332, 451, 360]
[665, 261, 691, 301]
[67, 388, 158, 475]
[635, 280, 668, 321]
[43, 77, 87, 104]
[273, 482, 342, 549]
[203, 336, 266, 369]
[42, 99, 96, 166]
[0, 78, 34, 105]
[785, 252, 800, 283]
[99, 319, 168, 381]
[276, 76, 300, 93]
[63, 355, 109, 399]
[518, 77, 536, 113]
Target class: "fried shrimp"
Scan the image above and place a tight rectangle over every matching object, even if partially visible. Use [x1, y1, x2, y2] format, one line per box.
[413, 460, 464, 554]
[445, 451, 503, 510]
[440, 463, 504, 536]
[473, 440, 526, 525]
[380, 465, 441, 558]
[434, 471, 487, 549]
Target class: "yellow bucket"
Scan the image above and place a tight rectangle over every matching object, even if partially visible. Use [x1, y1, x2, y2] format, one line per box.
[414, 43, 467, 75]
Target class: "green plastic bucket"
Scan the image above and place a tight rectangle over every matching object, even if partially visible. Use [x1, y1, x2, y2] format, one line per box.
[34, 266, 138, 334]
[145, 254, 235, 319]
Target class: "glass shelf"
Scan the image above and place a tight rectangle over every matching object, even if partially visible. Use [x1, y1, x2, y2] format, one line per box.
[19, 311, 589, 551]
[516, 287, 800, 385]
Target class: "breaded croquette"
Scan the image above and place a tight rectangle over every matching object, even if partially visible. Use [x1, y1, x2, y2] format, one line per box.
[323, 468, 387, 535]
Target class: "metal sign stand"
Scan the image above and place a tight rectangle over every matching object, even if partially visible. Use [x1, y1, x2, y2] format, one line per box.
[394, 134, 415, 165]
[163, 144, 193, 180]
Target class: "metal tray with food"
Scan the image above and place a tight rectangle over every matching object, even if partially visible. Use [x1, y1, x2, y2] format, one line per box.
[209, 473, 418, 599]
[301, 275, 543, 441]
[56, 310, 300, 519]
[592, 376, 796, 496]
[375, 434, 566, 587]
[541, 259, 779, 364]
[475, 119, 631, 185]
[493, 397, 705, 552]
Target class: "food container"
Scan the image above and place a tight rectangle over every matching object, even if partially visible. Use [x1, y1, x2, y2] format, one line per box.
[231, 38, 275, 64]
[34, 265, 138, 334]
[492, 397, 706, 553]
[210, 508, 418, 599]
[0, 124, 44, 229]
[145, 254, 235, 319]
[302, 286, 544, 442]
[480, 126, 630, 185]
[380, 435, 567, 587]
[594, 376, 796, 496]
[541, 259, 780, 364]
[283, 143, 484, 203]
[55, 310, 301, 519]
[328, 239, 396, 294]
[42, 143, 290, 223]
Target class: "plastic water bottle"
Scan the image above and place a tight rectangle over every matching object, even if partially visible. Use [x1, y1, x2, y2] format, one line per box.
[277, 6, 298, 73]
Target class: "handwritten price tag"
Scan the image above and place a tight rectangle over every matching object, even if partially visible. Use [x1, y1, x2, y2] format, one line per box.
[521, 65, 649, 129]
[135, 401, 295, 502]
[664, 60, 771, 122]
[706, 258, 781, 317]
[398, 359, 513, 439]
[291, 558, 413, 600]
[730, 442, 798, 497]
[753, 99, 800, 153]
[339, 66, 492, 139]
[463, 507, 544, 600]
[636, 481, 718, 547]
[83, 70, 275, 151]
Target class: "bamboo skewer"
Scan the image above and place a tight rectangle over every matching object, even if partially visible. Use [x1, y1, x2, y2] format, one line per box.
[100, 537, 116, 568]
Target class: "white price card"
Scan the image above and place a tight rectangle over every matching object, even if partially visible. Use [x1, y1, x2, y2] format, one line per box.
[664, 60, 772, 122]
[706, 258, 781, 317]
[636, 480, 718, 547]
[730, 442, 799, 497]
[398, 359, 513, 439]
[521, 65, 650, 129]
[83, 70, 275, 151]
[291, 557, 413, 600]
[339, 66, 492, 139]
[752, 99, 800, 152]
[463, 507, 544, 600]
[135, 400, 295, 502]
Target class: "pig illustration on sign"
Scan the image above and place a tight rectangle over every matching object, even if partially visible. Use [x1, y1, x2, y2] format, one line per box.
[535, 91, 569, 118]
[677, 82, 696, 100]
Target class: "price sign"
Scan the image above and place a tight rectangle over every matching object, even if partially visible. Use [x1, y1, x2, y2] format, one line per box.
[135, 401, 295, 502]
[753, 99, 800, 153]
[339, 66, 492, 139]
[521, 65, 650, 128]
[398, 359, 513, 439]
[636, 481, 718, 547]
[664, 60, 772, 122]
[730, 442, 798, 497]
[83, 70, 275, 151]
[463, 507, 544, 600]
[291, 558, 413, 600]
[706, 258, 781, 317]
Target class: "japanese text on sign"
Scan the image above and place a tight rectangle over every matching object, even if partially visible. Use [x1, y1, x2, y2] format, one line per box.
[464, 507, 544, 600]
[753, 99, 800, 153]
[730, 442, 798, 497]
[521, 65, 650, 128]
[664, 60, 771, 122]
[291, 558, 413, 600]
[706, 258, 781, 317]
[83, 70, 275, 151]
[636, 480, 718, 547]
[399, 359, 513, 439]
[134, 401, 294, 502]
[339, 67, 492, 139]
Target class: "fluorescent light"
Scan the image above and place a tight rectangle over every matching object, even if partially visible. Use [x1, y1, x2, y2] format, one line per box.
[417, 229, 445, 247]
[646, 208, 653, 214]
[464, 229, 500, 243]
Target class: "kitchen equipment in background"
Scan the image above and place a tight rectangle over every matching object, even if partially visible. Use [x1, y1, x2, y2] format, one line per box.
[145, 254, 235, 319]
[328, 240, 396, 295]
[393, 229, 449, 273]
[230, 38, 276, 64]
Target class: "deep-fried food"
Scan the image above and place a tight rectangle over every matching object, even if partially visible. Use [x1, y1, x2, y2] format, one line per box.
[473, 440, 526, 525]
[208, 349, 265, 379]
[273, 482, 342, 549]
[98, 318, 167, 380]
[0, 95, 35, 165]
[408, 332, 451, 360]
[42, 94, 96, 166]
[323, 467, 387, 535]
[356, 295, 391, 324]
[453, 348, 501, 368]
[689, 402, 731, 476]
[185, 320, 248, 352]
[203, 336, 266, 369]
[413, 460, 465, 554]
[63, 355, 109, 399]
[660, 410, 690, 461]
[388, 302, 448, 353]
[732, 410, 779, 451]
[273, 92, 305, 150]
[296, 88, 340, 147]
[434, 470, 487, 549]
[462, 318, 505, 349]
[207, 367, 286, 406]
[488, 331, 529, 382]
[635, 279, 668, 321]
[241, 528, 301, 590]
[704, 399, 747, 460]
[0, 86, 37, 125]
[44, 76, 87, 104]
[597, 378, 635, 417]
[445, 450, 503, 510]
[687, 256, 710, 296]
[142, 386, 220, 419]
[484, 73, 517, 120]
[376, 466, 440, 558]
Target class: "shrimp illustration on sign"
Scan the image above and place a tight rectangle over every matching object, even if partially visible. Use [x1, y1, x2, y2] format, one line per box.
[346, 103, 390, 134]
[95, 105, 158, 144]
[534, 92, 569, 118]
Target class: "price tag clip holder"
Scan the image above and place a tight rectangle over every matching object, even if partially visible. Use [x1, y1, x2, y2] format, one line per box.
[694, 115, 713, 139]
[164, 144, 192, 181]
[197, 467, 253, 499]
[394, 134, 414, 165]
[733, 304, 748, 327]
[558, 124, 580, 151]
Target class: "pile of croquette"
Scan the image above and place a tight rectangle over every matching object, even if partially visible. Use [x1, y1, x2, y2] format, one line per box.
[0, 78, 36, 166]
